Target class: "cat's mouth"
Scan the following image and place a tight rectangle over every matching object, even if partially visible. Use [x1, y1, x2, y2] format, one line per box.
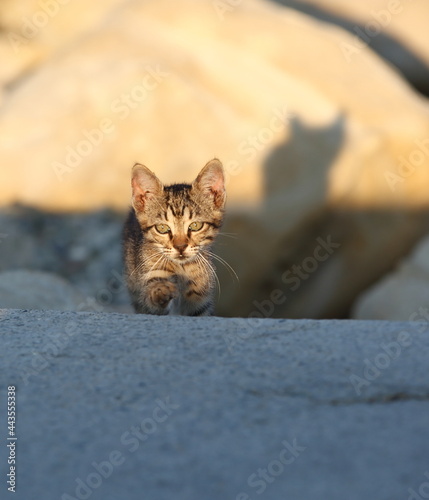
[168, 246, 200, 262]
[173, 253, 195, 263]
[169, 249, 201, 263]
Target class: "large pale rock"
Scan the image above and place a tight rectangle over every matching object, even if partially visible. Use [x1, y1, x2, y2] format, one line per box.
[0, 0, 124, 96]
[0, 270, 85, 311]
[352, 235, 429, 321]
[275, 0, 429, 96]
[1, 0, 429, 318]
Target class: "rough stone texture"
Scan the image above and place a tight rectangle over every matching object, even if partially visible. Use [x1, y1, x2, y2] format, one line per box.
[352, 234, 429, 321]
[2, 0, 429, 320]
[0, 309, 428, 500]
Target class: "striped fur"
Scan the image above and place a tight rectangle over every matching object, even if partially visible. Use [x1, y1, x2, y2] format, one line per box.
[123, 159, 226, 316]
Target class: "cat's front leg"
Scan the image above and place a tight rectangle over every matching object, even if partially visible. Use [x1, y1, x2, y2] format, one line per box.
[145, 279, 178, 314]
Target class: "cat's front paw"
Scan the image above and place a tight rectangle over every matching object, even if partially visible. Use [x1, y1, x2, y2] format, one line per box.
[147, 280, 178, 310]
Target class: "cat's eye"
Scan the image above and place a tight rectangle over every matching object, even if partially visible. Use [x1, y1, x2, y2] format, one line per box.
[155, 224, 171, 234]
[189, 221, 204, 232]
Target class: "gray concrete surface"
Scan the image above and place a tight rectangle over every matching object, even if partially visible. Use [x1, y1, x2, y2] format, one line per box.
[0, 309, 428, 500]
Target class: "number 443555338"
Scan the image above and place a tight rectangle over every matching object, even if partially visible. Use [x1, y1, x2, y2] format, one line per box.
[7, 386, 16, 437]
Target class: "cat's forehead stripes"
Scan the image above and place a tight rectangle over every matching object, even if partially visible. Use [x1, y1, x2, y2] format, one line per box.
[164, 207, 193, 235]
[162, 185, 197, 224]
[163, 184, 193, 217]
[165, 205, 191, 220]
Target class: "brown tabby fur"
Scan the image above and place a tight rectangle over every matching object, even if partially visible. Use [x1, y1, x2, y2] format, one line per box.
[123, 159, 226, 316]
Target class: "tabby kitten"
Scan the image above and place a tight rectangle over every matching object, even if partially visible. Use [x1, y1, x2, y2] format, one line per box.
[123, 159, 226, 316]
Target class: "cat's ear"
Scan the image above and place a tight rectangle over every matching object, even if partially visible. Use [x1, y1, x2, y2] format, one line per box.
[131, 163, 163, 212]
[193, 158, 226, 209]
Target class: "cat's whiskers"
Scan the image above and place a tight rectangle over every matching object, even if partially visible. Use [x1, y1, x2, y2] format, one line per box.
[147, 252, 169, 275]
[128, 250, 165, 279]
[205, 250, 239, 283]
[217, 232, 238, 240]
[194, 255, 212, 290]
[194, 253, 211, 280]
[141, 249, 165, 266]
[197, 253, 221, 298]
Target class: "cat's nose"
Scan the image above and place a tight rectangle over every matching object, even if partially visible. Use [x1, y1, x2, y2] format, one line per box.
[174, 243, 188, 255]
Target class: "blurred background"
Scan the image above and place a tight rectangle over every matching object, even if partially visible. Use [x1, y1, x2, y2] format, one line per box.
[1, 0, 429, 320]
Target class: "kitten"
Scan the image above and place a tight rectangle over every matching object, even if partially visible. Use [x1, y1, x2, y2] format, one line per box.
[123, 159, 226, 316]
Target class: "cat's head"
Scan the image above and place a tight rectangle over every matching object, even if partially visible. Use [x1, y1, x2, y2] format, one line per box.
[131, 159, 226, 262]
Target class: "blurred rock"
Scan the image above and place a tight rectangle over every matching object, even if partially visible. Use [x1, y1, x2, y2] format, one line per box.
[1, 0, 429, 210]
[1, 0, 429, 318]
[352, 235, 429, 321]
[0, 270, 85, 311]
[0, 0, 124, 93]
[274, 0, 429, 96]
[0, 206, 131, 312]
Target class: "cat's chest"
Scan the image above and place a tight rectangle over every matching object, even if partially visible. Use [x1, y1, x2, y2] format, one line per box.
[171, 264, 201, 290]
